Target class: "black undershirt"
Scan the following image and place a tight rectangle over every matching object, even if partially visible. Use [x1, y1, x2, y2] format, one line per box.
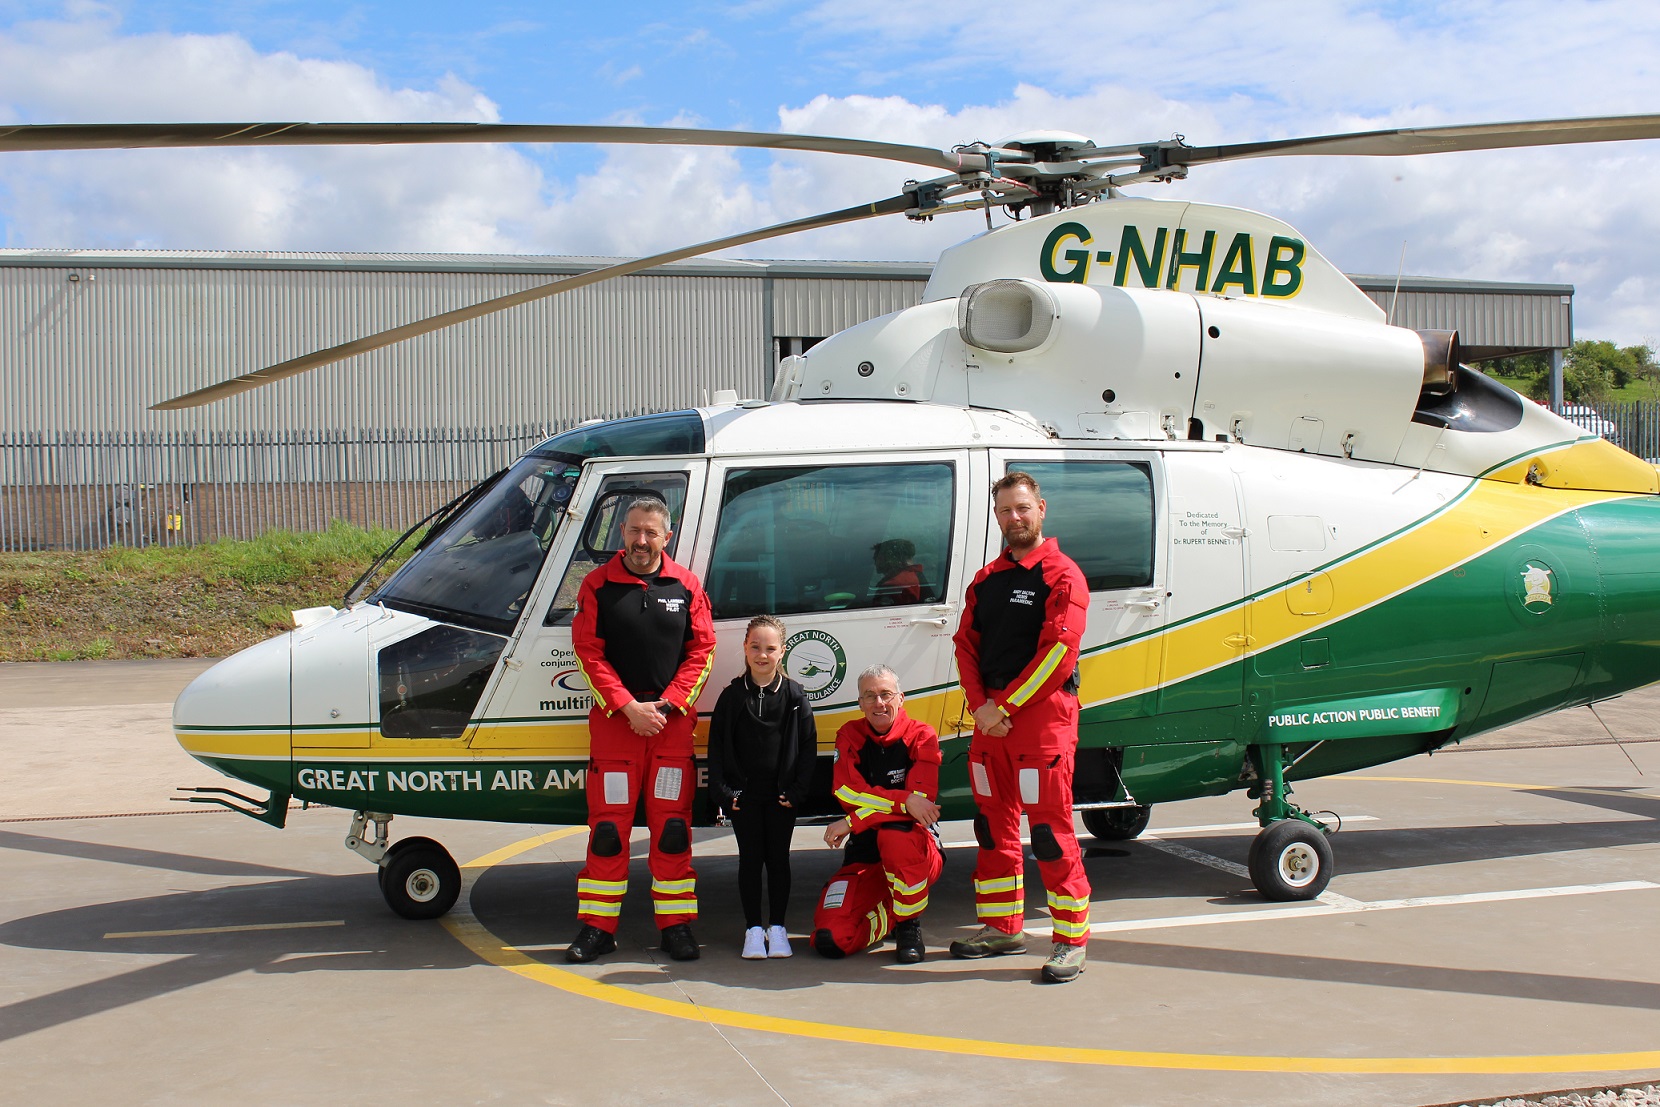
[589, 560, 696, 700]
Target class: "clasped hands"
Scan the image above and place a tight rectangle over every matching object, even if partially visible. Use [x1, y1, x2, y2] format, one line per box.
[972, 700, 1011, 737]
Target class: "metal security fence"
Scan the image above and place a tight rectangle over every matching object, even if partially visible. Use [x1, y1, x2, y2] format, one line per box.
[0, 425, 558, 552]
[1577, 400, 1660, 462]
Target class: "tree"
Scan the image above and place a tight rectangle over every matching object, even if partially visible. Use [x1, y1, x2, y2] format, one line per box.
[1560, 340, 1659, 401]
[1628, 343, 1660, 400]
[1476, 341, 1658, 403]
[1480, 351, 1550, 401]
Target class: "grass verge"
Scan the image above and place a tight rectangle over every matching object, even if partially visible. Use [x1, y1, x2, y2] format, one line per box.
[0, 521, 411, 662]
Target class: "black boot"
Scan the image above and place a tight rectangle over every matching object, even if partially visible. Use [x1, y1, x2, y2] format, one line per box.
[565, 924, 616, 964]
[813, 928, 846, 959]
[660, 922, 700, 962]
[894, 920, 925, 964]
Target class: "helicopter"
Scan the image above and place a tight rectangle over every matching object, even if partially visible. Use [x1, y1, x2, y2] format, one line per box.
[8, 113, 1660, 922]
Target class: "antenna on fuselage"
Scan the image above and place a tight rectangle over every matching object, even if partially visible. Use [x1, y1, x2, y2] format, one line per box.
[1388, 241, 1408, 325]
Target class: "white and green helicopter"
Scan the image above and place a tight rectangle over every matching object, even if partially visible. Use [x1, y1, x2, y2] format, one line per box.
[9, 114, 1659, 920]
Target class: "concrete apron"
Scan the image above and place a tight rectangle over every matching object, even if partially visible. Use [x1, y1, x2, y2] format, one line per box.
[5, 659, 1660, 1106]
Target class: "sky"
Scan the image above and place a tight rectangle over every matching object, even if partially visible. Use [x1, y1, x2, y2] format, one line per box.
[2, 1, 1659, 343]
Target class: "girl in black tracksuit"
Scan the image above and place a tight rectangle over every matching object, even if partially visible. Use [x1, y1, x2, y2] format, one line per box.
[707, 614, 817, 959]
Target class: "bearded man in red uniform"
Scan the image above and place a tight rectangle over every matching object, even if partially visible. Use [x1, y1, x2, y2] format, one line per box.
[950, 472, 1092, 983]
[567, 498, 715, 964]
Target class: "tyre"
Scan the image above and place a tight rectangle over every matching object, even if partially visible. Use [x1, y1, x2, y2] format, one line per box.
[1080, 804, 1152, 841]
[1248, 819, 1333, 901]
[379, 837, 461, 919]
[376, 836, 419, 893]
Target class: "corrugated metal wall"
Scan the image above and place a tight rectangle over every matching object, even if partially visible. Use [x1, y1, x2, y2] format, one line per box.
[0, 252, 1584, 550]
[4, 255, 1572, 447]
[771, 276, 927, 337]
[0, 254, 767, 440]
[1355, 282, 1574, 350]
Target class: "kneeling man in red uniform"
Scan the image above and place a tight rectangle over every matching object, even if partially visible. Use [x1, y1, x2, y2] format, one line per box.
[814, 665, 943, 963]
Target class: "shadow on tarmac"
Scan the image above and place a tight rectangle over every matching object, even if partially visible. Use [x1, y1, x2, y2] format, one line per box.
[1098, 938, 1660, 1012]
[6, 781, 1660, 1043]
[0, 828, 308, 879]
[0, 870, 476, 1044]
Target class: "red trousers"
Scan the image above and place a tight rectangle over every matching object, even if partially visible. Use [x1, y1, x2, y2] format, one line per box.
[575, 707, 698, 933]
[968, 692, 1091, 946]
[813, 823, 942, 956]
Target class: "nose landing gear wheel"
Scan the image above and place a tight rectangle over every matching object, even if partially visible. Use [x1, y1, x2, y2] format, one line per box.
[1080, 804, 1152, 841]
[378, 836, 461, 919]
[1247, 820, 1333, 901]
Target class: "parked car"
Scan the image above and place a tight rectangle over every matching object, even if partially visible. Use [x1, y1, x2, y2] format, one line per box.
[1560, 403, 1621, 446]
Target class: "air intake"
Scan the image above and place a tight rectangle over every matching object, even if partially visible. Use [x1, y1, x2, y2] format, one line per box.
[958, 279, 1057, 353]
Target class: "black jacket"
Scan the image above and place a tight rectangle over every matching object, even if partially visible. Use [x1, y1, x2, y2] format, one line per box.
[706, 674, 817, 814]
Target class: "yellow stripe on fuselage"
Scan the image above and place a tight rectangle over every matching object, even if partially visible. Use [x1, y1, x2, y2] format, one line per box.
[1484, 437, 1659, 494]
[1078, 479, 1638, 705]
[179, 698, 895, 762]
[175, 730, 289, 760]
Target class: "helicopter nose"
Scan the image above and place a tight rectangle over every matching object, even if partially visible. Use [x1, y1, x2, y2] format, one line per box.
[174, 633, 292, 776]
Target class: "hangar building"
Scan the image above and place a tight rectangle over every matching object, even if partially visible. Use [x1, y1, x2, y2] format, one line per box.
[0, 249, 1574, 549]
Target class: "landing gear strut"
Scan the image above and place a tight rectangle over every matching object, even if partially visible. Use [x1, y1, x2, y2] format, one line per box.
[1246, 745, 1334, 901]
[346, 811, 462, 920]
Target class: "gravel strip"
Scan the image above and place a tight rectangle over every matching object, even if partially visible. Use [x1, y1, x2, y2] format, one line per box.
[1434, 1085, 1660, 1107]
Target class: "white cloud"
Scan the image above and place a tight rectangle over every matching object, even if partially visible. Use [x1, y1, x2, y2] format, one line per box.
[0, 14, 533, 251]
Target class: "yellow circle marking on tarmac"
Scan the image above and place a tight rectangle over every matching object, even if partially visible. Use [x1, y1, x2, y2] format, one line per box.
[441, 819, 1660, 1075]
[1353, 775, 1660, 802]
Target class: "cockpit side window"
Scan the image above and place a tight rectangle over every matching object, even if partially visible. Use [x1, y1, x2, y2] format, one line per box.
[706, 462, 955, 618]
[1008, 461, 1155, 591]
[542, 472, 690, 626]
[374, 455, 580, 635]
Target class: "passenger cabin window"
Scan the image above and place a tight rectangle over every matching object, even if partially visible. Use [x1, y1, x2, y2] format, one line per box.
[707, 462, 954, 618]
[378, 625, 507, 738]
[1011, 461, 1155, 590]
[543, 473, 689, 626]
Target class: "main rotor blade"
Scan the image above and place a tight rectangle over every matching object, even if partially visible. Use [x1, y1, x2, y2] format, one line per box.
[152, 193, 916, 410]
[1170, 112, 1660, 167]
[0, 121, 970, 173]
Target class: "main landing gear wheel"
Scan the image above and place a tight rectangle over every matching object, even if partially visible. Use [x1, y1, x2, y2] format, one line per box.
[1080, 805, 1152, 841]
[1248, 820, 1333, 901]
[378, 836, 461, 919]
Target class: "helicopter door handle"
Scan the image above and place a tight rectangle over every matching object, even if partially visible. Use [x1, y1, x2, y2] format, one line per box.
[1125, 592, 1162, 615]
[1223, 633, 1255, 648]
[907, 604, 957, 627]
[1221, 526, 1249, 540]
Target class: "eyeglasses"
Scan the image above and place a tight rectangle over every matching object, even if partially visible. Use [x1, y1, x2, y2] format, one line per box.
[858, 690, 900, 704]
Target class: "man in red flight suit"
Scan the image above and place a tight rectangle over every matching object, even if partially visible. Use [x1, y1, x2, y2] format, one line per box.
[950, 471, 1092, 983]
[566, 498, 715, 964]
[815, 665, 943, 963]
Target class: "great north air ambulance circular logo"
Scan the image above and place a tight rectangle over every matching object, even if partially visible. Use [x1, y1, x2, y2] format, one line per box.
[1518, 560, 1555, 612]
[784, 629, 847, 702]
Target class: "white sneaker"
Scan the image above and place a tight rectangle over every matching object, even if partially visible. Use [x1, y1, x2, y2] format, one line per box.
[766, 925, 792, 958]
[741, 926, 767, 960]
